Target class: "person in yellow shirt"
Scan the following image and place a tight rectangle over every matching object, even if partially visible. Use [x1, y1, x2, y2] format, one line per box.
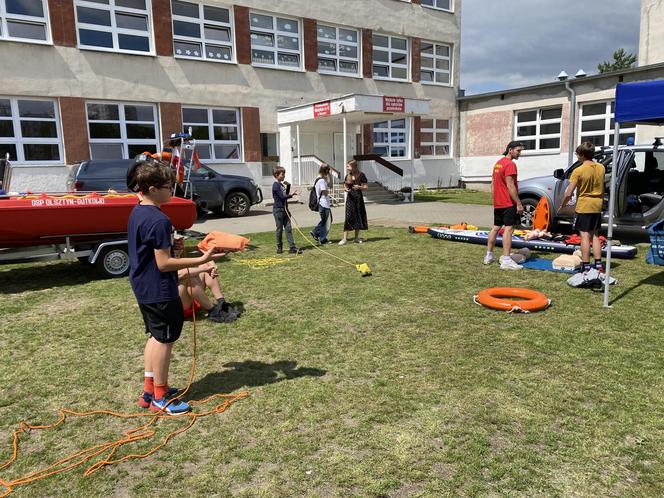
[560, 141, 606, 272]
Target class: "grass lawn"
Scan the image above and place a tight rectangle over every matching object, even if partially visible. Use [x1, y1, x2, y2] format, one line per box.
[1, 225, 663, 497]
[414, 188, 493, 206]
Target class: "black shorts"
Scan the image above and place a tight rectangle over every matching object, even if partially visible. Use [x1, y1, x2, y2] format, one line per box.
[139, 298, 184, 344]
[494, 206, 518, 227]
[574, 213, 602, 232]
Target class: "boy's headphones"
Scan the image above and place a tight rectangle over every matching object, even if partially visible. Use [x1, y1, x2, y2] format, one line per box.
[126, 153, 160, 192]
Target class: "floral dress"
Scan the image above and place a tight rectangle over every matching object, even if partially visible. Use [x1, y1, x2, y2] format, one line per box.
[344, 172, 368, 231]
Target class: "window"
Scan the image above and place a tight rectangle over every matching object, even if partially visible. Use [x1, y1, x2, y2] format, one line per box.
[420, 41, 451, 85]
[0, 97, 62, 163]
[182, 106, 241, 162]
[421, 0, 453, 12]
[515, 107, 562, 152]
[372, 33, 409, 81]
[171, 1, 233, 62]
[75, 0, 152, 54]
[316, 24, 360, 76]
[420, 118, 451, 157]
[86, 102, 159, 159]
[373, 119, 408, 158]
[579, 100, 636, 147]
[0, 0, 50, 43]
[249, 12, 301, 69]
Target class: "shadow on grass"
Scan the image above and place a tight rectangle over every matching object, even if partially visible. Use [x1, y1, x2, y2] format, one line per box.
[187, 360, 326, 400]
[0, 262, 99, 294]
[609, 268, 664, 305]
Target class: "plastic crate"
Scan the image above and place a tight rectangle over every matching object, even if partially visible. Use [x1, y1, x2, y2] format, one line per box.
[647, 219, 664, 265]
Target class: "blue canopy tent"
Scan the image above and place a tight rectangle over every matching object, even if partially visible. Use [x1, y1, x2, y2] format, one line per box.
[605, 80, 664, 307]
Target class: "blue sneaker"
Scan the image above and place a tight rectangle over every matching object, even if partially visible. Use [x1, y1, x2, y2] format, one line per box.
[150, 396, 191, 415]
[138, 387, 180, 409]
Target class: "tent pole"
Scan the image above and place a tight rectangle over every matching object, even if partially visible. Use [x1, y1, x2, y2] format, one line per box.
[603, 120, 620, 308]
[409, 115, 415, 202]
[296, 124, 301, 186]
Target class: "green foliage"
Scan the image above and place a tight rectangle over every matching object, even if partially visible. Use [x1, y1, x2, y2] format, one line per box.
[597, 48, 637, 73]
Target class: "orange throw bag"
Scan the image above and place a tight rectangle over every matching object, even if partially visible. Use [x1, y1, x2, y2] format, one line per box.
[197, 231, 250, 252]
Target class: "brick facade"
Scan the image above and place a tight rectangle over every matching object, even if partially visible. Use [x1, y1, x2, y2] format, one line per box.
[48, 0, 77, 47]
[362, 29, 373, 79]
[241, 107, 261, 162]
[234, 6, 251, 65]
[413, 116, 421, 158]
[59, 97, 89, 163]
[303, 18, 318, 72]
[464, 111, 513, 157]
[411, 38, 421, 83]
[159, 102, 182, 145]
[362, 124, 373, 154]
[152, 0, 174, 56]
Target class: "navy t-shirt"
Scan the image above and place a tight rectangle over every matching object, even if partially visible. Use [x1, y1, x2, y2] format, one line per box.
[128, 203, 178, 304]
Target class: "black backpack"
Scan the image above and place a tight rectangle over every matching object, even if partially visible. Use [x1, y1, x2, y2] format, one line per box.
[308, 177, 323, 211]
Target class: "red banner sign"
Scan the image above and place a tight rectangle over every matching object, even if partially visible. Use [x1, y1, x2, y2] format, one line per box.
[383, 96, 405, 112]
[313, 101, 331, 117]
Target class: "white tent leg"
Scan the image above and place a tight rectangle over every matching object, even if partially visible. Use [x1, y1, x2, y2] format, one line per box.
[343, 116, 348, 166]
[296, 124, 302, 186]
[409, 116, 415, 202]
[603, 121, 621, 308]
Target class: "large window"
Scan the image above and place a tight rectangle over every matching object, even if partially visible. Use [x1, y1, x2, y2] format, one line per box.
[171, 1, 233, 62]
[373, 119, 408, 159]
[579, 101, 636, 147]
[86, 102, 159, 159]
[420, 41, 451, 85]
[182, 107, 241, 162]
[0, 0, 50, 43]
[421, 0, 453, 12]
[372, 33, 408, 81]
[0, 97, 62, 163]
[75, 0, 152, 54]
[515, 107, 562, 152]
[249, 12, 301, 69]
[420, 118, 451, 157]
[316, 24, 360, 76]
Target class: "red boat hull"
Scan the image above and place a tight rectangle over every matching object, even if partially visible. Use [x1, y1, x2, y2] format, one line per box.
[0, 193, 197, 248]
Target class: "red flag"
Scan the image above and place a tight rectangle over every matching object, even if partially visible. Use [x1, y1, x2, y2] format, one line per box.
[192, 148, 202, 171]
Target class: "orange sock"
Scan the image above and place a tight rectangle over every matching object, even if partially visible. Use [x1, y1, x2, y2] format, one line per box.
[144, 373, 154, 394]
[154, 383, 168, 401]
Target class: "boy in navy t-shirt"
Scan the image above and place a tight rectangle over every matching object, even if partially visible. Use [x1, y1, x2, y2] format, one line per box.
[128, 158, 223, 415]
[271, 166, 300, 254]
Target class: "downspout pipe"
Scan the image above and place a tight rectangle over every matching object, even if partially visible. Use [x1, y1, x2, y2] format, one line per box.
[564, 80, 576, 166]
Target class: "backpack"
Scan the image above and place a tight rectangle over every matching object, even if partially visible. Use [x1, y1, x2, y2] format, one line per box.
[308, 177, 323, 211]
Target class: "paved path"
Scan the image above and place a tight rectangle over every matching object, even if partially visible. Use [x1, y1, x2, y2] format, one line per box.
[192, 201, 493, 235]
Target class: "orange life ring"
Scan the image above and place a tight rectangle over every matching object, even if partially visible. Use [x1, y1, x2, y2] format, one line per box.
[474, 287, 550, 313]
[532, 197, 551, 231]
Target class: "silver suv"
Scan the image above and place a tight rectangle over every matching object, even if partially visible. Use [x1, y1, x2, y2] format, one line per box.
[517, 142, 664, 231]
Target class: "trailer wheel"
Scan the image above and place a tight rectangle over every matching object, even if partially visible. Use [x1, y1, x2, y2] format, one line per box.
[95, 245, 130, 278]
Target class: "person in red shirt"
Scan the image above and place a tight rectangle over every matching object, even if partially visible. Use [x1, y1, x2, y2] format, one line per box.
[484, 141, 525, 270]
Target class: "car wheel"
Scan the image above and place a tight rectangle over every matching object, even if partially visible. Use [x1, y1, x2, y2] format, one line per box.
[95, 244, 130, 278]
[224, 191, 250, 217]
[519, 197, 539, 229]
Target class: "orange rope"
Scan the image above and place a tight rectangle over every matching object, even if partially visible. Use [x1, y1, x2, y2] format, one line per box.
[0, 270, 247, 497]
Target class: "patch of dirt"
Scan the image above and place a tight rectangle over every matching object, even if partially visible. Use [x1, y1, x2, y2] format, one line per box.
[432, 462, 455, 481]
[389, 481, 425, 497]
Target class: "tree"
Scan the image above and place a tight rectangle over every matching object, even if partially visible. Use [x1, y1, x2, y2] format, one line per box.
[597, 48, 637, 73]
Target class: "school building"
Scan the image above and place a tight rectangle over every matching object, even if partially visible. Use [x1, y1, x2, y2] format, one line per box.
[0, 0, 461, 193]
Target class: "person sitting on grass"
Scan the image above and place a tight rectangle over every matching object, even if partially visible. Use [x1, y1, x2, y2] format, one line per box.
[177, 261, 238, 323]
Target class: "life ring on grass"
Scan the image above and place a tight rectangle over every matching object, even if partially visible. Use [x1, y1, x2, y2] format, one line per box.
[532, 197, 551, 232]
[473, 287, 551, 313]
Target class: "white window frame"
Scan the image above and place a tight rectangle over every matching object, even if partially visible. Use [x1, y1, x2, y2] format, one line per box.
[86, 101, 160, 160]
[316, 23, 361, 78]
[514, 107, 562, 153]
[372, 33, 409, 82]
[181, 106, 242, 163]
[249, 11, 302, 71]
[0, 0, 51, 44]
[373, 119, 409, 159]
[420, 118, 451, 158]
[578, 100, 636, 148]
[0, 96, 63, 165]
[420, 0, 454, 13]
[420, 40, 452, 86]
[171, 1, 235, 63]
[74, 0, 154, 55]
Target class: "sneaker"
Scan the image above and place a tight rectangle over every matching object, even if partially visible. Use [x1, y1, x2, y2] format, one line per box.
[483, 253, 495, 265]
[309, 230, 318, 242]
[289, 247, 302, 254]
[354, 238, 364, 244]
[138, 387, 179, 409]
[499, 256, 523, 270]
[320, 239, 331, 244]
[338, 238, 347, 246]
[150, 396, 191, 416]
[276, 247, 283, 254]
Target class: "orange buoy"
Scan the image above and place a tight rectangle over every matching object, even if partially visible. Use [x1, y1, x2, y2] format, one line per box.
[532, 197, 551, 232]
[473, 287, 550, 313]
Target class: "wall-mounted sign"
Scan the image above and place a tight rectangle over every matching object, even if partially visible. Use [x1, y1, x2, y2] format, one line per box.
[383, 96, 405, 112]
[313, 101, 331, 117]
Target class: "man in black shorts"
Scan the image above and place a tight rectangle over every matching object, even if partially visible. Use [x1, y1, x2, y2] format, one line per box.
[485, 141, 525, 270]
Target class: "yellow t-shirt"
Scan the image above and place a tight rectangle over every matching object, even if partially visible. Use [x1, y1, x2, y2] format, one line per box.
[570, 161, 605, 213]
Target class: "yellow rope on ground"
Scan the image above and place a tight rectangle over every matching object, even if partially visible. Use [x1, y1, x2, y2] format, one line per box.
[233, 257, 289, 269]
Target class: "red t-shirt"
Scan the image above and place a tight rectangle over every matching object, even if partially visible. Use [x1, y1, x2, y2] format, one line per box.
[492, 157, 518, 209]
